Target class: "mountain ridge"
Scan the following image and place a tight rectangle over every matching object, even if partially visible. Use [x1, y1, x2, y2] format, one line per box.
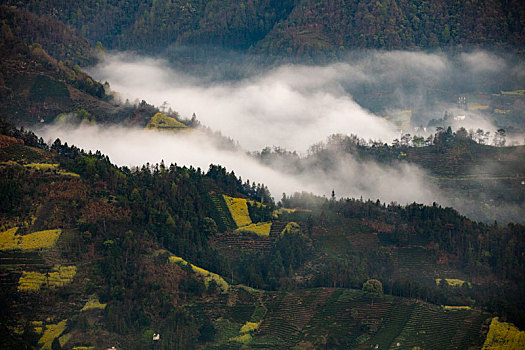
[5, 0, 525, 61]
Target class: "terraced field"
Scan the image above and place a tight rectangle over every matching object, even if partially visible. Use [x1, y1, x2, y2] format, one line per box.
[209, 193, 237, 232]
[223, 195, 252, 228]
[211, 232, 274, 255]
[251, 288, 489, 349]
[0, 227, 62, 250]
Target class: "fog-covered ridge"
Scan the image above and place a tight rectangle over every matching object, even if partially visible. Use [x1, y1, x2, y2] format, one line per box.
[38, 124, 443, 206]
[89, 50, 524, 152]
[37, 49, 524, 218]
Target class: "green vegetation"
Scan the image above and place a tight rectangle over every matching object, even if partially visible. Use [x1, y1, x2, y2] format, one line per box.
[29, 75, 71, 103]
[6, 0, 524, 59]
[0, 121, 524, 348]
[259, 129, 525, 224]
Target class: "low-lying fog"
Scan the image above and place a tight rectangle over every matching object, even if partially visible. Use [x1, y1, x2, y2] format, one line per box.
[88, 50, 523, 151]
[39, 123, 443, 206]
[37, 49, 523, 213]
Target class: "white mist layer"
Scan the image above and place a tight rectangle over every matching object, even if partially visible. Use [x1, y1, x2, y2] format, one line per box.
[38, 124, 442, 205]
[89, 50, 524, 151]
[38, 49, 521, 207]
[89, 54, 400, 152]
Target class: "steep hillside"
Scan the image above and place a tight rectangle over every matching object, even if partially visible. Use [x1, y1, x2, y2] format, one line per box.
[0, 19, 191, 128]
[6, 0, 525, 60]
[0, 5, 96, 66]
[1, 122, 523, 349]
[254, 0, 525, 58]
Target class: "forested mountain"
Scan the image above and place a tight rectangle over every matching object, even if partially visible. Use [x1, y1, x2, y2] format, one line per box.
[0, 14, 187, 128]
[0, 6, 96, 66]
[1, 120, 524, 348]
[254, 129, 525, 224]
[1, 1, 525, 348]
[5, 0, 525, 60]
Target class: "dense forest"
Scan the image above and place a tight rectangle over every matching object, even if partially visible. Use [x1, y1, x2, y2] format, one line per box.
[4, 0, 525, 60]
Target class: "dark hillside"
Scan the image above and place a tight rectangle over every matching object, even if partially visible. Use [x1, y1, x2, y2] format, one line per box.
[6, 0, 525, 60]
[0, 22, 173, 127]
[0, 5, 96, 66]
[0, 121, 524, 347]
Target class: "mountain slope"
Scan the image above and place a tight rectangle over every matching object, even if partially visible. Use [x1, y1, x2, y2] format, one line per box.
[0, 5, 96, 66]
[1, 122, 524, 348]
[6, 0, 525, 60]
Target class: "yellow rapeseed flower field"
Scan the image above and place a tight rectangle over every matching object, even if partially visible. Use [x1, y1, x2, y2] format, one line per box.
[235, 222, 272, 236]
[169, 255, 228, 292]
[240, 321, 260, 333]
[39, 319, 67, 350]
[81, 295, 107, 311]
[436, 278, 471, 287]
[0, 228, 61, 250]
[18, 265, 77, 292]
[223, 195, 252, 227]
[18, 271, 47, 291]
[272, 207, 296, 218]
[47, 265, 77, 287]
[146, 112, 187, 130]
[501, 90, 525, 95]
[229, 333, 252, 343]
[482, 317, 525, 349]
[31, 321, 43, 335]
[57, 170, 80, 177]
[59, 333, 72, 347]
[282, 222, 300, 235]
[443, 305, 471, 310]
[24, 163, 59, 171]
[0, 227, 21, 250]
